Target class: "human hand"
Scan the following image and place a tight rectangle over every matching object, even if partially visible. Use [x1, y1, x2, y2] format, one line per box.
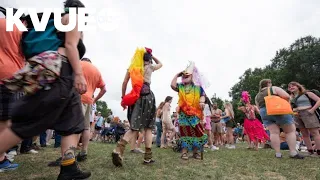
[177, 71, 183, 77]
[308, 109, 315, 114]
[74, 74, 87, 94]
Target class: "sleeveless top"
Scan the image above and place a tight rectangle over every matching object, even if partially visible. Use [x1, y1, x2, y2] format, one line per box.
[255, 87, 273, 108]
[244, 105, 256, 120]
[295, 94, 312, 107]
[57, 32, 86, 59]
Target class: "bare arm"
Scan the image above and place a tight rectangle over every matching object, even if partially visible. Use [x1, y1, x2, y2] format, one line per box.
[273, 86, 290, 101]
[152, 56, 163, 71]
[307, 92, 320, 112]
[221, 109, 230, 119]
[122, 71, 130, 98]
[63, 14, 86, 94]
[253, 105, 260, 114]
[171, 72, 182, 92]
[238, 106, 246, 113]
[93, 86, 106, 104]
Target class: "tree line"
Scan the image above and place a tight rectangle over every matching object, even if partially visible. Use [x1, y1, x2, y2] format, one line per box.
[211, 35, 320, 123]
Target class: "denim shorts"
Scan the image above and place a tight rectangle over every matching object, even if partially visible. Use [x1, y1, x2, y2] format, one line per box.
[259, 107, 294, 126]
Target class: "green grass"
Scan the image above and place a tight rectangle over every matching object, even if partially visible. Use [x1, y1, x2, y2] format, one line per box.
[3, 142, 320, 180]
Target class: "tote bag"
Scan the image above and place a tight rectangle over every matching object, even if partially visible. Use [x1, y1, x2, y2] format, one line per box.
[264, 87, 293, 115]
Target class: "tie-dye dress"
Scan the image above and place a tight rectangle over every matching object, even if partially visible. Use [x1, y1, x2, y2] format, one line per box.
[176, 83, 208, 151]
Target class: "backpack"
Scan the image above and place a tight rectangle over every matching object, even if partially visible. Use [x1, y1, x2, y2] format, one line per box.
[21, 13, 63, 59]
[305, 90, 320, 120]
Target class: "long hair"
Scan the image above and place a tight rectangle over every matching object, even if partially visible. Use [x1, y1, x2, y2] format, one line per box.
[205, 96, 213, 110]
[157, 102, 165, 110]
[164, 96, 173, 103]
[224, 102, 234, 119]
[259, 79, 271, 91]
[288, 81, 306, 95]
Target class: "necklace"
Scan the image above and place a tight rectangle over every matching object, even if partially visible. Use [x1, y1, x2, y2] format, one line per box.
[185, 84, 192, 94]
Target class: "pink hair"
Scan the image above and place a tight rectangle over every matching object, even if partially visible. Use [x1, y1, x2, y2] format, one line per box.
[241, 91, 250, 104]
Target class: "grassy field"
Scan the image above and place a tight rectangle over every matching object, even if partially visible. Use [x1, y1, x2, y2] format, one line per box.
[3, 142, 320, 180]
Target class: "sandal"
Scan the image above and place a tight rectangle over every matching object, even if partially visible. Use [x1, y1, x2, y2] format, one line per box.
[143, 159, 155, 165]
[181, 153, 189, 160]
[193, 153, 201, 160]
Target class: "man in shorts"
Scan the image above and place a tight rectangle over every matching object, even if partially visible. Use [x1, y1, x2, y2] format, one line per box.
[211, 103, 223, 150]
[77, 58, 106, 161]
[0, 12, 26, 172]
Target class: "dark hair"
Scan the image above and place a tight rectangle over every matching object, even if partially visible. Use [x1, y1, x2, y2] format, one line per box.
[164, 96, 173, 103]
[205, 96, 213, 110]
[143, 52, 152, 62]
[64, 0, 85, 8]
[81, 57, 91, 63]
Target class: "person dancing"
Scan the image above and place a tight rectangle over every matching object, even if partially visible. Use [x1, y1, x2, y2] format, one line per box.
[112, 47, 162, 166]
[238, 91, 269, 151]
[170, 61, 208, 160]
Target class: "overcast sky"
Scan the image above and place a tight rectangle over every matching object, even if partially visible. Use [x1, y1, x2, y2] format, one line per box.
[2, 0, 320, 120]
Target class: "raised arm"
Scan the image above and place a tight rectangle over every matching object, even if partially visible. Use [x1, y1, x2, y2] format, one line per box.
[171, 72, 182, 92]
[152, 56, 162, 71]
[121, 71, 130, 98]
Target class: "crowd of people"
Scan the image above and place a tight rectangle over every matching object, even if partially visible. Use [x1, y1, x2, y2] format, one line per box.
[1, 0, 320, 179]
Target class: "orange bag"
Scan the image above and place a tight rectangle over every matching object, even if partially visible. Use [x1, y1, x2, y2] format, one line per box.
[264, 87, 294, 115]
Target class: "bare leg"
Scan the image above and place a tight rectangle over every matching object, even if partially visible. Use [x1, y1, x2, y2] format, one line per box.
[0, 128, 21, 160]
[268, 124, 281, 155]
[282, 123, 299, 157]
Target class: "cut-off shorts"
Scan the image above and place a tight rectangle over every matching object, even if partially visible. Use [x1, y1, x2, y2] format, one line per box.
[259, 107, 294, 127]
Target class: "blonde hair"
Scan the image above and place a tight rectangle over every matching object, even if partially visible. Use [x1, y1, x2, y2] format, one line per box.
[288, 81, 306, 95]
[224, 102, 234, 119]
[259, 79, 271, 91]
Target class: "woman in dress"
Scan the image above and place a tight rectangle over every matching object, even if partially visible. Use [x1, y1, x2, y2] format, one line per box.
[161, 96, 175, 148]
[112, 47, 162, 166]
[238, 91, 269, 151]
[170, 61, 208, 160]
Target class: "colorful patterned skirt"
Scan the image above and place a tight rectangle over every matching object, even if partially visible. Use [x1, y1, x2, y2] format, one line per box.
[178, 112, 208, 151]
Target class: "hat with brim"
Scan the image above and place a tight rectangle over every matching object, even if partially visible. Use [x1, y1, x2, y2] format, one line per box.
[182, 61, 195, 75]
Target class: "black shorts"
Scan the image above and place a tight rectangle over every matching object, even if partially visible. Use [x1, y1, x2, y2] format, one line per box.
[10, 62, 85, 139]
[0, 84, 24, 121]
[95, 126, 102, 131]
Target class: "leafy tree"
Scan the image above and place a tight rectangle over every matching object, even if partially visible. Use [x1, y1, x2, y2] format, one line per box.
[96, 100, 112, 117]
[229, 36, 320, 122]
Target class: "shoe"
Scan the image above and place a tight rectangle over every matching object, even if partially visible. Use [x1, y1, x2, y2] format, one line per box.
[46, 143, 51, 146]
[5, 154, 14, 162]
[227, 145, 236, 149]
[7, 150, 17, 156]
[290, 154, 304, 159]
[130, 148, 145, 154]
[32, 144, 41, 151]
[210, 145, 219, 151]
[76, 153, 87, 162]
[41, 144, 47, 148]
[0, 159, 18, 172]
[57, 162, 91, 180]
[48, 157, 62, 167]
[28, 149, 39, 154]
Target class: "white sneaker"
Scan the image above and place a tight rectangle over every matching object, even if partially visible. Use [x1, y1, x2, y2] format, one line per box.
[27, 149, 38, 154]
[227, 145, 236, 149]
[225, 144, 230, 148]
[7, 151, 17, 156]
[5, 154, 14, 162]
[46, 143, 51, 146]
[210, 146, 219, 151]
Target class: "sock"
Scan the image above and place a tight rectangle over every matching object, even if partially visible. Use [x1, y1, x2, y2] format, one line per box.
[61, 152, 75, 166]
[144, 148, 152, 160]
[275, 152, 282, 158]
[290, 151, 298, 157]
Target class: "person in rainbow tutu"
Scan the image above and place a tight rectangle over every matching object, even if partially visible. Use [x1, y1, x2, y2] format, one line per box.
[170, 61, 208, 160]
[112, 47, 162, 166]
